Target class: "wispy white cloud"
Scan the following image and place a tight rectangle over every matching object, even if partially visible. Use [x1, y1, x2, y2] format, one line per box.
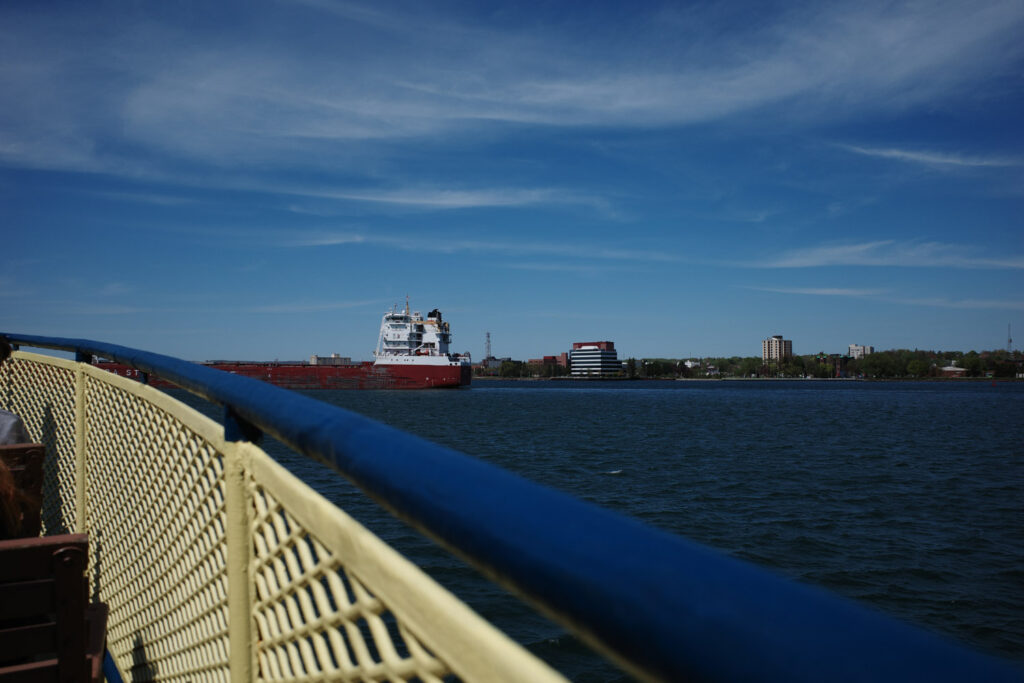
[1, 1, 1021, 174]
[754, 240, 1024, 269]
[286, 232, 369, 247]
[232, 261, 268, 273]
[889, 296, 1024, 310]
[749, 285, 1023, 310]
[243, 299, 384, 314]
[76, 305, 156, 316]
[124, 0, 1024, 142]
[89, 190, 197, 206]
[0, 277, 34, 298]
[826, 196, 879, 218]
[98, 282, 133, 296]
[40, 298, 385, 316]
[280, 229, 682, 263]
[755, 241, 895, 267]
[294, 186, 603, 210]
[839, 144, 1022, 168]
[730, 210, 776, 224]
[502, 262, 631, 274]
[746, 286, 886, 297]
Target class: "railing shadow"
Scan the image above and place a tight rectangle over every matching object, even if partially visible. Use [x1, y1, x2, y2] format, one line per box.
[130, 633, 156, 681]
[91, 528, 103, 603]
[39, 402, 70, 535]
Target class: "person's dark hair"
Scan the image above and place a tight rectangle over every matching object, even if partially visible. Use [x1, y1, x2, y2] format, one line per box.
[0, 339, 11, 363]
[1, 340, 26, 537]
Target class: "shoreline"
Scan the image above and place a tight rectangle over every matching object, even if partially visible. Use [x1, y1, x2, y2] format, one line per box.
[473, 375, 1020, 382]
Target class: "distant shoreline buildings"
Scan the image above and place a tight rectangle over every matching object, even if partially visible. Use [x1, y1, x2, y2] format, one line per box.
[475, 331, 1021, 379]
[479, 339, 623, 377]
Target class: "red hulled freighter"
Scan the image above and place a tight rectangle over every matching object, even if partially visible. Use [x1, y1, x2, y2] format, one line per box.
[97, 303, 472, 390]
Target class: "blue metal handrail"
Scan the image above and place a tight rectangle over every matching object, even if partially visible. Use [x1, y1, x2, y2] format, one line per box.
[4, 333, 1021, 682]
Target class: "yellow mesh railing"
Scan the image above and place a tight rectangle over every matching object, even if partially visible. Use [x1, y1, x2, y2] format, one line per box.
[2, 354, 78, 533]
[2, 351, 565, 682]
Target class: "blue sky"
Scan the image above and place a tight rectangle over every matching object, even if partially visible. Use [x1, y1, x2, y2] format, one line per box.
[2, 0, 1022, 361]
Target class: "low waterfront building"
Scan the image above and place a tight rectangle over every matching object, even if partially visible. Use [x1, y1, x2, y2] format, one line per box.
[940, 364, 968, 378]
[762, 335, 793, 363]
[570, 341, 621, 376]
[849, 344, 874, 359]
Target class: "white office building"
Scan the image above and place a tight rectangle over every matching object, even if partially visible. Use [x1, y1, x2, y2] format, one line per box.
[848, 344, 874, 359]
[570, 341, 621, 376]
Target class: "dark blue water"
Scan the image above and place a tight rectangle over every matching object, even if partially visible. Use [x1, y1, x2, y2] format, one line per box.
[174, 379, 1024, 680]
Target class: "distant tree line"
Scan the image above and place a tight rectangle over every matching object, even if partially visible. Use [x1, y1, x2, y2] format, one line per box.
[644, 349, 1022, 379]
[847, 349, 1020, 379]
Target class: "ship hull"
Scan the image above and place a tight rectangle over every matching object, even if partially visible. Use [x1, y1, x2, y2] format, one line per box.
[97, 361, 471, 390]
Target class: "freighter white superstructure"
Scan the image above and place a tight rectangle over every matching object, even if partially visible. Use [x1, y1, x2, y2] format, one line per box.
[374, 302, 472, 373]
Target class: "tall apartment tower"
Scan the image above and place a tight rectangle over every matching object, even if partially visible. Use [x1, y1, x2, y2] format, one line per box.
[762, 335, 792, 362]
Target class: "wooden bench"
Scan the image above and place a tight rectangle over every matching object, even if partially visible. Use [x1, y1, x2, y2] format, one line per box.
[0, 534, 108, 683]
[0, 443, 44, 537]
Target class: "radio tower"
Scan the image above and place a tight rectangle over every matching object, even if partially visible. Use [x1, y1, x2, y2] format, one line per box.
[485, 332, 492, 360]
[1009, 323, 1013, 352]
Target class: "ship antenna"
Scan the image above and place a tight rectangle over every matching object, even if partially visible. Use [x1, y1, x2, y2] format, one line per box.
[405, 295, 410, 317]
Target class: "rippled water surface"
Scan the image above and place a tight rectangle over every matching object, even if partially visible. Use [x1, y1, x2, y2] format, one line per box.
[175, 379, 1024, 680]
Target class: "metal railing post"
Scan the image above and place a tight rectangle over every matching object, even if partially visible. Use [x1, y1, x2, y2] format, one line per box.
[74, 359, 87, 532]
[224, 443, 255, 681]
